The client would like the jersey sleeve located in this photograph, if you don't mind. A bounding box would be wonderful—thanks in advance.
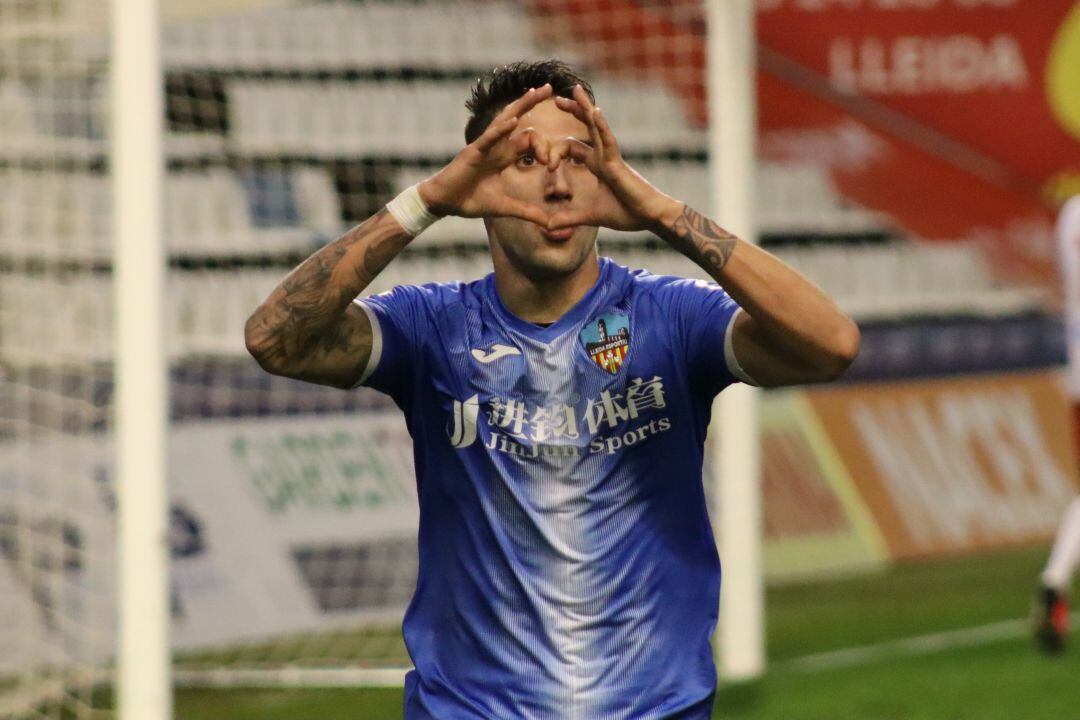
[351,284,433,401]
[660,277,758,396]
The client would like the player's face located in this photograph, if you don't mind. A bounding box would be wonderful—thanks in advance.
[485,98,600,281]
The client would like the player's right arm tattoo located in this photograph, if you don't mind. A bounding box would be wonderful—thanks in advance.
[245,208,412,386]
[658,204,739,275]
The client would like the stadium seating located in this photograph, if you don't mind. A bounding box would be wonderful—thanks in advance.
[162,1,552,71]
[0,0,1055,377]
[0,168,341,260]
[0,78,105,160]
[225,78,702,157]
[0,241,1046,368]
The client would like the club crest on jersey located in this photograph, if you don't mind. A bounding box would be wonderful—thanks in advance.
[580,312,630,375]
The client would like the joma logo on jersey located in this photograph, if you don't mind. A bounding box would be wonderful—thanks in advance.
[580,313,630,374]
[470,344,521,364]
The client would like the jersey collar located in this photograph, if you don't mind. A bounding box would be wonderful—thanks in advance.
[484,257,614,343]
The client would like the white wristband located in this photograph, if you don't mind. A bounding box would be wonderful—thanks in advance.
[386,184,440,237]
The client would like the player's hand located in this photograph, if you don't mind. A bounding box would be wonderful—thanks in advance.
[418,84,556,227]
[548,85,681,233]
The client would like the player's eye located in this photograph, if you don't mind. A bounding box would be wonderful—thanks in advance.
[569,155,586,167]
[517,153,536,167]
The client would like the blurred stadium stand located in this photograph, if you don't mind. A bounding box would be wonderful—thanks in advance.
[0,0,1063,437]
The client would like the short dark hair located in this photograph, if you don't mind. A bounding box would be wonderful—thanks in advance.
[464,60,595,144]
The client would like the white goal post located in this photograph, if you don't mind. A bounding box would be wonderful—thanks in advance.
[707,0,766,683]
[112,0,171,718]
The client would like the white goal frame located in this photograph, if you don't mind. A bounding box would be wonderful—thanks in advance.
[707,0,765,683]
[112,0,171,719]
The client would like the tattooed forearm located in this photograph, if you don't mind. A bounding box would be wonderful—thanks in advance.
[661,204,739,273]
[356,212,409,286]
[245,208,411,382]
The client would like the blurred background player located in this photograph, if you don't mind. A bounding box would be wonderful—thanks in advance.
[245,61,859,718]
[1035,194,1080,654]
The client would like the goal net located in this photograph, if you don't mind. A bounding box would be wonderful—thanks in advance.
[0,0,957,716]
[0,0,117,716]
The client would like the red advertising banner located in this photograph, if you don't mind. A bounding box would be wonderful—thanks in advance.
[758,0,1080,198]
[805,371,1079,559]
[756,0,1080,288]
[527,0,1080,287]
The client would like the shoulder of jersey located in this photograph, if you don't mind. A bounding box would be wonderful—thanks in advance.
[626,266,718,294]
[623,264,675,291]
[402,278,485,313]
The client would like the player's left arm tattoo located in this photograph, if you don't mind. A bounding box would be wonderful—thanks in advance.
[657,202,860,385]
[658,204,739,274]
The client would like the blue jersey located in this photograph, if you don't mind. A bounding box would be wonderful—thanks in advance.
[355,257,753,720]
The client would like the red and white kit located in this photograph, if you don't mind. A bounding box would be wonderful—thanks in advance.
[1043,196,1080,594]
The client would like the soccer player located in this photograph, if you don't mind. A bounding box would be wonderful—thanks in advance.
[1035,195,1080,655]
[245,61,860,719]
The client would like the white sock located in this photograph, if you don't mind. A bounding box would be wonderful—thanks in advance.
[1043,496,1080,592]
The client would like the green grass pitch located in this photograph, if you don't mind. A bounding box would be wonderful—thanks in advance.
[172,546,1079,720]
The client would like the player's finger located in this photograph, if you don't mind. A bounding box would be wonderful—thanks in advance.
[593,108,620,156]
[568,86,604,152]
[547,135,583,171]
[553,96,589,124]
[496,197,551,227]
[553,98,600,159]
[473,115,518,154]
[557,87,599,134]
[497,83,553,124]
[548,207,592,230]
[572,83,594,112]
[547,141,567,172]
[589,115,605,156]
[564,139,595,169]
[508,128,549,166]
[534,135,552,167]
